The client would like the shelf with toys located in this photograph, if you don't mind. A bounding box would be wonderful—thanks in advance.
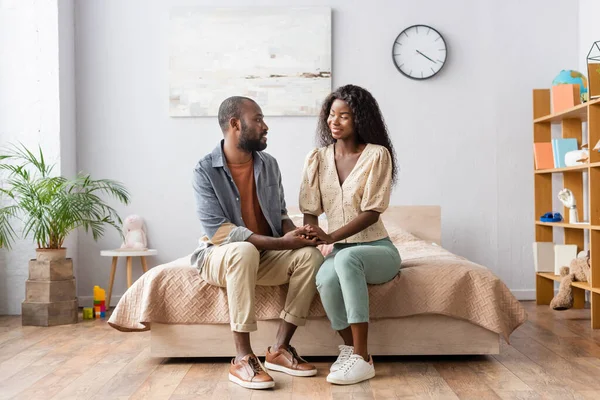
[532,68,600,329]
[537,272,600,295]
[533,97,600,124]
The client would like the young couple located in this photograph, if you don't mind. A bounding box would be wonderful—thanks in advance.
[191,84,401,390]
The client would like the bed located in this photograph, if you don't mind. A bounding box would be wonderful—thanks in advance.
[108,206,526,357]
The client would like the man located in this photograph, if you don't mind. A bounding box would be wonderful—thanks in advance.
[191,96,324,390]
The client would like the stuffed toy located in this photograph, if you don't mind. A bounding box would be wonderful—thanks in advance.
[550,250,591,310]
[120,214,148,250]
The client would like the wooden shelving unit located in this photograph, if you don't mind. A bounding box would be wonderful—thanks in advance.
[534,162,600,174]
[533,90,600,328]
[537,272,600,294]
[535,221,592,229]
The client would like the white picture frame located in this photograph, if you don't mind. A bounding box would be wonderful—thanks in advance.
[169,7,332,117]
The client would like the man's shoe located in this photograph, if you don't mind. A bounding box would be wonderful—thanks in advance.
[228,354,275,390]
[326,354,375,385]
[264,345,318,377]
[330,345,354,372]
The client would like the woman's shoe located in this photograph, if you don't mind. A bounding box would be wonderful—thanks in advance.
[330,345,354,372]
[326,354,375,385]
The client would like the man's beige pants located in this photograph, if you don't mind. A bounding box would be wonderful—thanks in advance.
[200,242,324,332]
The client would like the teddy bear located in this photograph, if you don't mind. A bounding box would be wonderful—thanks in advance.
[550,250,591,310]
[120,214,148,250]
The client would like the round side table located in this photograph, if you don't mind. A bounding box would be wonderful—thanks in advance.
[100,249,157,308]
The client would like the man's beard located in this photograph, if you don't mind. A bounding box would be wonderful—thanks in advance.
[238,121,267,152]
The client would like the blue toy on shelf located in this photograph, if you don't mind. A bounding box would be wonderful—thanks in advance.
[540,212,563,222]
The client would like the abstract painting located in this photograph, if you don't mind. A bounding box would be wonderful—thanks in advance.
[169,7,331,117]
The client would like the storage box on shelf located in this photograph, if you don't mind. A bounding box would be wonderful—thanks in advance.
[533,90,600,329]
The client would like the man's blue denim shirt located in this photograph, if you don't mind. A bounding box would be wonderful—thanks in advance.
[190,140,290,269]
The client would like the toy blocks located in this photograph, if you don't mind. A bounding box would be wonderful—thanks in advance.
[83,307,94,319]
[82,285,108,320]
[94,285,107,318]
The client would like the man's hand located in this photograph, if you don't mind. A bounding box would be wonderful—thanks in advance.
[280,226,322,250]
[248,225,323,251]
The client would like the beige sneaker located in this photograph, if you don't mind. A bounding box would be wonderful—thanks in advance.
[264,345,317,377]
[228,354,275,390]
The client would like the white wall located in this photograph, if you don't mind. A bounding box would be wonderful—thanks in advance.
[579,0,600,74]
[59,0,77,181]
[57,0,78,294]
[72,0,580,304]
[0,0,67,314]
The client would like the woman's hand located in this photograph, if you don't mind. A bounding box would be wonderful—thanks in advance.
[280,227,320,250]
[305,224,334,245]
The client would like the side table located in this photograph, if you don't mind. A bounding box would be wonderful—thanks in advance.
[100,249,158,308]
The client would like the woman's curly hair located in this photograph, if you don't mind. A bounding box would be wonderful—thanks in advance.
[316,84,398,185]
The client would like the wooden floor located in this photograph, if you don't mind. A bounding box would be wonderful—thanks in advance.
[2,301,600,399]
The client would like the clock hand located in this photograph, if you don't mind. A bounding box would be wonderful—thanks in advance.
[416,50,436,63]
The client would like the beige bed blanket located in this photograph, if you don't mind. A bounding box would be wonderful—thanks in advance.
[108,229,526,342]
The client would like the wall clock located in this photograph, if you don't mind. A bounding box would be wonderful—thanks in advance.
[392,25,447,80]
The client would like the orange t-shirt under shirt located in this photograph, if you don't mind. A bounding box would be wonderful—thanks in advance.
[227,158,272,237]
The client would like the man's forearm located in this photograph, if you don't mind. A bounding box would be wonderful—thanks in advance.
[247,234,285,251]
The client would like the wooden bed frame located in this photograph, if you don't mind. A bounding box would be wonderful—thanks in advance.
[150,206,500,357]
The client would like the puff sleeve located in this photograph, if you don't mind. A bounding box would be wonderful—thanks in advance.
[360,147,393,213]
[299,148,324,216]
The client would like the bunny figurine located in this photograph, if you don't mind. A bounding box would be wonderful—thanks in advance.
[120,214,148,250]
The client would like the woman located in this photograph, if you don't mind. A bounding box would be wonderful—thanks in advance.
[299,84,401,385]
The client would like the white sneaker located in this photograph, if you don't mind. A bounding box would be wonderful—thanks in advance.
[330,345,354,372]
[326,354,375,385]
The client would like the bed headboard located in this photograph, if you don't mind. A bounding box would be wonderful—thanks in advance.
[287,205,442,245]
[381,206,441,245]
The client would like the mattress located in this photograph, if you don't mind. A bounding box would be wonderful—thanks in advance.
[108,225,526,342]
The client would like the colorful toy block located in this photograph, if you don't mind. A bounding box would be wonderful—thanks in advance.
[93,285,107,319]
[83,307,94,320]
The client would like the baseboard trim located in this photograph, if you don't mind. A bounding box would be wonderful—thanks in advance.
[511,289,568,301]
[78,295,122,308]
[510,289,536,301]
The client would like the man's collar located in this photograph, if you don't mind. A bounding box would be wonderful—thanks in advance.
[211,140,225,167]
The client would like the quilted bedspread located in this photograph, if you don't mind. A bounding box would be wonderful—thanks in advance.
[108,226,527,342]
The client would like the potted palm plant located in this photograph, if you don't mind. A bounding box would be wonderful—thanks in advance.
[0,143,130,326]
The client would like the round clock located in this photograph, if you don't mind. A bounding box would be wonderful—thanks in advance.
[392,25,448,80]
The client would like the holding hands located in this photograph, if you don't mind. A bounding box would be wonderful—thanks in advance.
[280,224,335,255]
[286,224,335,257]
[300,224,335,257]
[301,224,334,245]
[281,226,322,249]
